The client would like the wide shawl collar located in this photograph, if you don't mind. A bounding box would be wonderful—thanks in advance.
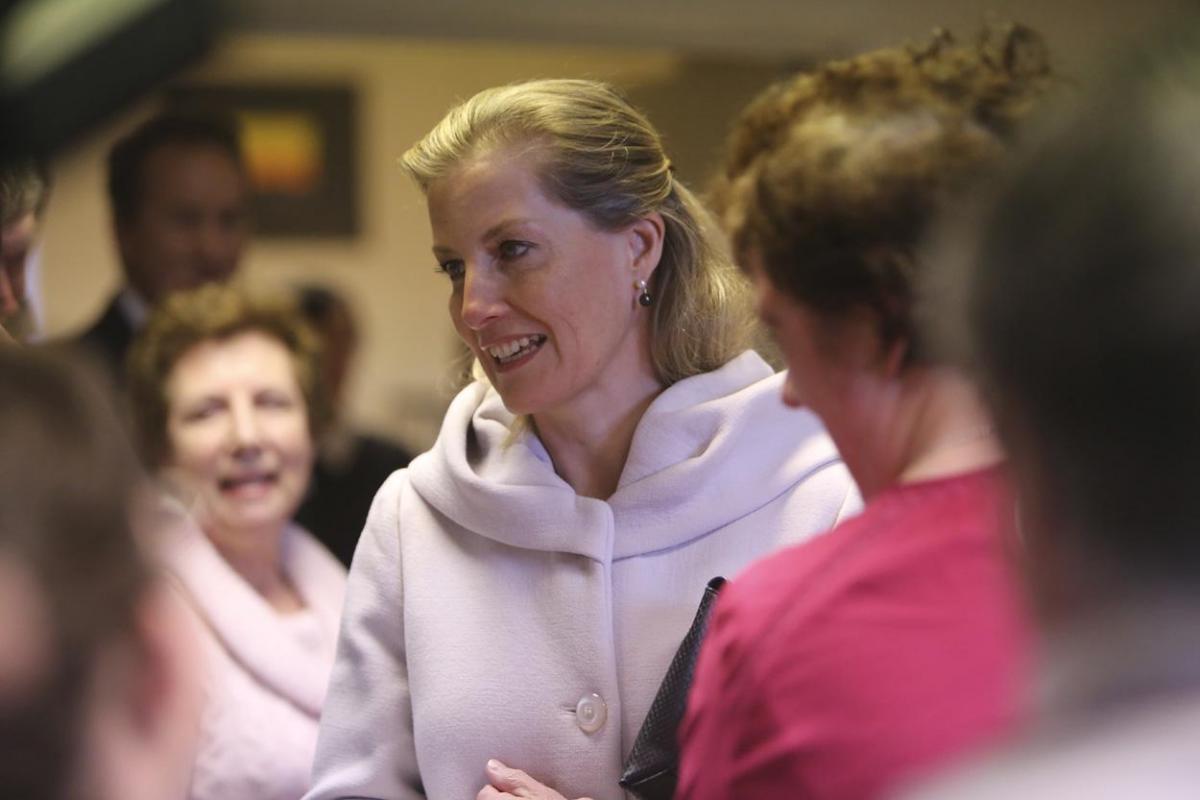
[407,351,842,561]
[161,513,346,717]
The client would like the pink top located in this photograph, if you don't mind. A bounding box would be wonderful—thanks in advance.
[678,468,1029,800]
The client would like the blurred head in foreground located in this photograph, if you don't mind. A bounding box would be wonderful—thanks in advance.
[961,28,1200,624]
[0,348,201,800]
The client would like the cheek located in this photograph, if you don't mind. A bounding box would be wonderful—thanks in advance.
[278,416,315,467]
[166,427,217,473]
[447,292,471,342]
[559,267,632,356]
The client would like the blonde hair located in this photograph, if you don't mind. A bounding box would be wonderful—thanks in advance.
[401,78,755,386]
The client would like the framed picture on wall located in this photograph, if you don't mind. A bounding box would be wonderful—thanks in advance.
[166,83,359,238]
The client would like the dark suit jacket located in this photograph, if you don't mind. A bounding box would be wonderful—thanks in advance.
[75,293,137,389]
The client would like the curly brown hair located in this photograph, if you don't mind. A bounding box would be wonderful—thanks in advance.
[715,24,1051,363]
[127,284,325,467]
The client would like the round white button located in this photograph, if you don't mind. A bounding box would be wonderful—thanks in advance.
[575,693,607,733]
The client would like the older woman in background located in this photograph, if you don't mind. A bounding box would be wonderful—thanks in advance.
[129,284,346,800]
[678,27,1050,800]
[306,79,858,800]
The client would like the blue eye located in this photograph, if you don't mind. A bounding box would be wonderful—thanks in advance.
[436,260,465,281]
[498,240,532,259]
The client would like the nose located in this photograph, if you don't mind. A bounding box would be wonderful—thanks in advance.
[228,398,263,457]
[458,266,506,331]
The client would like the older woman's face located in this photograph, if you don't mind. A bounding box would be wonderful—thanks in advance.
[164,330,313,539]
[426,148,659,417]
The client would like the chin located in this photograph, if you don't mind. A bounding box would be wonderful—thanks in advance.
[495,383,562,418]
[224,505,293,535]
[497,394,536,417]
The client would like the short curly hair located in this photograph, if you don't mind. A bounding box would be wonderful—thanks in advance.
[127,284,324,467]
[715,24,1051,364]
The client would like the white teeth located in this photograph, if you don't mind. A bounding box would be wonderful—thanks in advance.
[484,336,543,363]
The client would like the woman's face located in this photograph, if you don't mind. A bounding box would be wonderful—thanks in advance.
[743,249,879,435]
[163,330,313,540]
[426,148,661,418]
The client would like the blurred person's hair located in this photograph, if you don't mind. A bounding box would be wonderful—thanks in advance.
[964,23,1200,596]
[400,78,756,386]
[0,348,151,799]
[715,24,1051,365]
[297,284,351,330]
[1,157,49,225]
[107,111,243,226]
[127,283,325,468]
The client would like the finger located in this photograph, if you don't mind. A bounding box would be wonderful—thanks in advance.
[488,759,559,797]
[476,786,515,800]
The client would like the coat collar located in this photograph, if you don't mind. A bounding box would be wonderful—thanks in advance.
[408,351,842,562]
[160,510,346,716]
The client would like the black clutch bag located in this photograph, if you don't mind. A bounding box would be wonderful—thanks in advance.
[619,576,727,800]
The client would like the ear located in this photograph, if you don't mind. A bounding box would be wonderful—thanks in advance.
[881,335,909,381]
[626,212,665,281]
[836,306,901,376]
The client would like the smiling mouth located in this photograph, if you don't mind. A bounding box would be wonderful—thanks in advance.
[484,335,547,366]
[218,473,279,494]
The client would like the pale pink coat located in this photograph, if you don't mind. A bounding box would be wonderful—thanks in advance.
[306,351,861,800]
[162,515,347,800]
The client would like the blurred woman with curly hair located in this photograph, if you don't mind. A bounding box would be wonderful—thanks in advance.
[678,25,1051,800]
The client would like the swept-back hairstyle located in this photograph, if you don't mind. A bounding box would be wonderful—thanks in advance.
[716,25,1050,364]
[401,78,755,386]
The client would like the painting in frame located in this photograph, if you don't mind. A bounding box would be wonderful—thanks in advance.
[167,83,359,238]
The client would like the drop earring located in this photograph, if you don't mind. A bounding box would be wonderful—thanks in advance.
[635,278,653,307]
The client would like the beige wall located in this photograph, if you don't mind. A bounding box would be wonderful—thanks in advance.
[37,34,783,451]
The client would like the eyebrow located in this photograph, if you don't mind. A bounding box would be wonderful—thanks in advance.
[431,217,538,257]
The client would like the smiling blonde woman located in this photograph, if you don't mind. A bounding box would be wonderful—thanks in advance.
[304,79,860,800]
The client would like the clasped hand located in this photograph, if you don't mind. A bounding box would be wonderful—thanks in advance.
[476,759,594,800]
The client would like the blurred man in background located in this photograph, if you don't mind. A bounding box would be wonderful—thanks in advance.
[76,111,249,382]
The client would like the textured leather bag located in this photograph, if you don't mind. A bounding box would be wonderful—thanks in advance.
[619,576,727,800]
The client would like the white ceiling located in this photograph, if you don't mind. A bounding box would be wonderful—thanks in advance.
[228,0,1191,68]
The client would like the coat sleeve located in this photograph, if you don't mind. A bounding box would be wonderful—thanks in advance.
[304,472,425,799]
